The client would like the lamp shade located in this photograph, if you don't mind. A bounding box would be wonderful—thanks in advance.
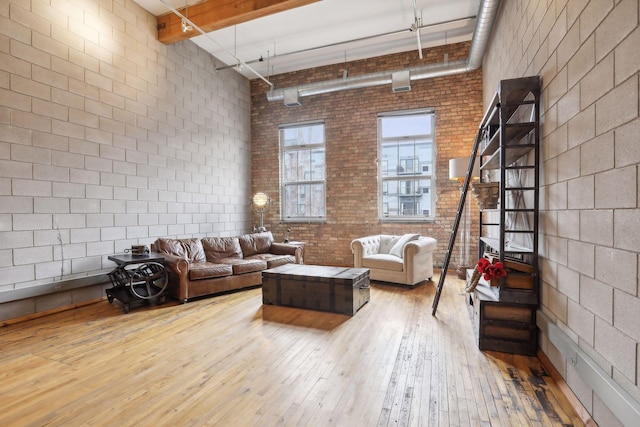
[252,192,270,211]
[449,157,480,181]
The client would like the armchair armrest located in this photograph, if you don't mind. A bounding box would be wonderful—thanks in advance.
[403,237,437,283]
[162,253,188,274]
[270,242,298,256]
[159,253,189,302]
[403,237,437,258]
[270,242,303,264]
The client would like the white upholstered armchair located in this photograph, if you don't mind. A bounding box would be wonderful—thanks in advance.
[350,234,437,286]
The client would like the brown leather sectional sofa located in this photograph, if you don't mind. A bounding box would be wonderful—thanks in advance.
[152,231,301,302]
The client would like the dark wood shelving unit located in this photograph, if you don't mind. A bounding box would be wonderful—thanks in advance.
[468,76,541,356]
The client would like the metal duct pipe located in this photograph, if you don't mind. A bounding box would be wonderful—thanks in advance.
[466,0,500,70]
[267,0,500,104]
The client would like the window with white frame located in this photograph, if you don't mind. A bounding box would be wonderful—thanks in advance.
[280,122,326,221]
[378,110,435,221]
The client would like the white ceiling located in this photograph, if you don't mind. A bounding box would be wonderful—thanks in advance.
[133,0,481,80]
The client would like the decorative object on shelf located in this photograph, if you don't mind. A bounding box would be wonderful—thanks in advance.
[470,181,499,210]
[465,267,482,293]
[465,257,507,292]
[449,156,480,279]
[251,192,271,232]
[125,245,150,256]
[480,259,507,282]
[283,228,291,243]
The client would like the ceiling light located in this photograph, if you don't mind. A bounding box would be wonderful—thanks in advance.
[181,1,192,32]
[181,18,192,33]
[158,0,273,88]
[411,0,423,59]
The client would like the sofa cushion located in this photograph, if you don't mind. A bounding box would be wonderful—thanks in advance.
[362,254,404,272]
[218,258,267,274]
[389,233,420,258]
[246,253,296,269]
[201,237,242,261]
[155,238,206,263]
[238,231,274,257]
[188,262,233,280]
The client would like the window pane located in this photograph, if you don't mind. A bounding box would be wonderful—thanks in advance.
[283,151,298,181]
[311,148,325,180]
[378,111,435,220]
[381,178,432,218]
[283,184,299,217]
[381,144,399,177]
[283,123,324,147]
[281,123,326,220]
[309,183,325,216]
[381,114,431,138]
[297,149,311,180]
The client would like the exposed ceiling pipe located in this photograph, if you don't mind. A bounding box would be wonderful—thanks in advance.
[267,0,500,104]
[215,15,476,72]
[466,0,500,70]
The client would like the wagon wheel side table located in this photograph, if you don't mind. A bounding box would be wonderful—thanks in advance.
[107,252,168,313]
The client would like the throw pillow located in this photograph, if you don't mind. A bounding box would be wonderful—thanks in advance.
[378,235,398,254]
[388,233,420,258]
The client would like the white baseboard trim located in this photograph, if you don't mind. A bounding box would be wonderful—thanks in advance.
[537,310,640,426]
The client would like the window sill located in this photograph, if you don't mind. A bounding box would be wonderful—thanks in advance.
[379,217,435,223]
[281,218,326,224]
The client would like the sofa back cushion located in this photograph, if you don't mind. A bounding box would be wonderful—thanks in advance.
[154,238,206,263]
[201,237,242,261]
[238,231,274,257]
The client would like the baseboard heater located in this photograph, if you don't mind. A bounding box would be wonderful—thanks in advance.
[537,311,640,426]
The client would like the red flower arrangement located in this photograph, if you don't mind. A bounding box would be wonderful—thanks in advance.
[465,257,508,292]
[476,257,507,282]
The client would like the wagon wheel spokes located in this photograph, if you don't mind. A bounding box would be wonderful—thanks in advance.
[129,262,168,300]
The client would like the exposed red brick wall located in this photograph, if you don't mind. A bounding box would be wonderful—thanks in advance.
[251,42,482,269]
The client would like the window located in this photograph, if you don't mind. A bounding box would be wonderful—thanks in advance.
[378,110,435,221]
[280,122,326,221]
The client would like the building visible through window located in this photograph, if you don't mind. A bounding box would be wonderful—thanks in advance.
[280,122,326,221]
[378,110,435,220]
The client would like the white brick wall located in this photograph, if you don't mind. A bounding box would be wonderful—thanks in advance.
[484,0,640,423]
[0,0,251,292]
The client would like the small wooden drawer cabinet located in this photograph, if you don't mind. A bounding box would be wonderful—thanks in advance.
[469,282,538,356]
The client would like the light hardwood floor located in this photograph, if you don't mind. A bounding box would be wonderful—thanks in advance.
[0,271,584,426]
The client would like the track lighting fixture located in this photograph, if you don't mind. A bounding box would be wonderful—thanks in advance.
[181,1,192,32]
[181,19,192,32]
[411,0,423,59]
[158,0,273,89]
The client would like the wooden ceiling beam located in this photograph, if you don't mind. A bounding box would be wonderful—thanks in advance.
[157,0,321,45]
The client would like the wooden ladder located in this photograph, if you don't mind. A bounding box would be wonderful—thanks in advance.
[431,132,482,315]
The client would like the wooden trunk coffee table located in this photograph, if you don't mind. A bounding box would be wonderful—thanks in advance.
[262,264,370,316]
